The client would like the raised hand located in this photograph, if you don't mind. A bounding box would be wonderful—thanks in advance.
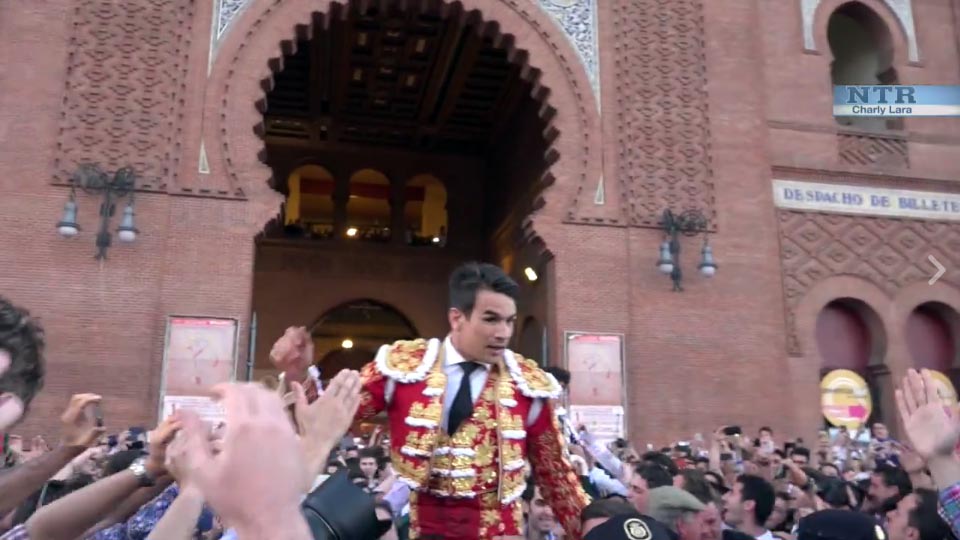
[146,414,182,477]
[291,369,361,481]
[895,369,960,460]
[269,327,313,379]
[177,383,310,538]
[60,393,106,448]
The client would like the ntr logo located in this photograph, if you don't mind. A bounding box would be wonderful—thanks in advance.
[844,86,917,104]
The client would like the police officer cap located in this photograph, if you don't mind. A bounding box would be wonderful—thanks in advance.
[583,514,678,540]
[798,509,887,540]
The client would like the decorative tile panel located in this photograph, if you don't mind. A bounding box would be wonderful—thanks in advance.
[537,0,599,99]
[53,0,195,191]
[778,211,960,355]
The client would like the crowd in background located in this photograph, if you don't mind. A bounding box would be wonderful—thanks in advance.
[3,294,960,540]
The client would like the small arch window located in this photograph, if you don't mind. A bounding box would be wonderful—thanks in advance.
[284,165,335,239]
[346,169,392,242]
[828,2,902,130]
[404,174,448,247]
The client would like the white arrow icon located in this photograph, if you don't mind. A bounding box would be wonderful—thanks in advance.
[929,255,946,285]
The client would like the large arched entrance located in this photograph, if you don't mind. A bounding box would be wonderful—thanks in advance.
[242,0,591,376]
[311,299,418,376]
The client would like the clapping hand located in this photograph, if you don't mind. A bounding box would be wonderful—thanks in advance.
[146,414,182,477]
[895,369,960,461]
[291,369,362,486]
[177,383,311,539]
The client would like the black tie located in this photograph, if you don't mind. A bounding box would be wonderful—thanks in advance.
[448,362,481,435]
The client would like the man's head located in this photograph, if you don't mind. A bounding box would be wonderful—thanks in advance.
[722,474,775,530]
[642,451,681,477]
[358,447,379,479]
[646,486,707,540]
[678,469,716,505]
[765,492,791,531]
[544,366,571,391]
[628,463,675,513]
[447,262,519,364]
[820,462,840,478]
[790,446,811,467]
[522,483,558,535]
[0,298,46,430]
[866,464,912,512]
[797,509,888,540]
[758,427,773,442]
[872,422,889,440]
[886,488,953,540]
[580,498,641,537]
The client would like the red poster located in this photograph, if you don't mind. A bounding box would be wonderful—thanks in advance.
[565,333,625,407]
[160,317,238,421]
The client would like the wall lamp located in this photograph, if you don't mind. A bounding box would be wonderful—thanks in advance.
[56,164,139,260]
[656,209,717,292]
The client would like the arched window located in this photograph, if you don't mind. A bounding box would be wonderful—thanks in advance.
[828,2,901,130]
[907,302,959,393]
[346,169,392,242]
[404,174,448,246]
[285,165,335,239]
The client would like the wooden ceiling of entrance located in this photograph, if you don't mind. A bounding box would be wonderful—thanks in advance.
[262,1,530,155]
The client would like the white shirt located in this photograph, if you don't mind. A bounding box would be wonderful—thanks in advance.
[755,530,777,540]
[384,337,545,429]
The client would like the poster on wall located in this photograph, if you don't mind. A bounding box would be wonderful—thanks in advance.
[820,369,872,430]
[564,332,625,408]
[159,317,238,424]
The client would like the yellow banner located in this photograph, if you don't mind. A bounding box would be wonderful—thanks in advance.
[821,369,872,430]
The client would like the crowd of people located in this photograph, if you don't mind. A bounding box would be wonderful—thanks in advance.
[2,260,960,540]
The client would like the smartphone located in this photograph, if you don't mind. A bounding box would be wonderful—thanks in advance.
[86,402,104,428]
[723,425,742,437]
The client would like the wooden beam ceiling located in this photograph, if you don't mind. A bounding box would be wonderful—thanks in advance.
[263,0,528,155]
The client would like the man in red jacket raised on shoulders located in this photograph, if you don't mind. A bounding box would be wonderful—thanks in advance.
[269,262,591,540]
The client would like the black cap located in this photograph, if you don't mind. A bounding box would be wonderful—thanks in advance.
[584,514,678,540]
[798,509,887,540]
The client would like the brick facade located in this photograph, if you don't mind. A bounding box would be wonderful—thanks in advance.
[2,0,959,449]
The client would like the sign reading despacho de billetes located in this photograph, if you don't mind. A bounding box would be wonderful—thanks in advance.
[773,179,960,222]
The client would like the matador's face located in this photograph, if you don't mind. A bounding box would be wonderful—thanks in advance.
[449,289,516,364]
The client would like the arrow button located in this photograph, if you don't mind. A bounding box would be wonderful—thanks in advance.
[929,255,946,285]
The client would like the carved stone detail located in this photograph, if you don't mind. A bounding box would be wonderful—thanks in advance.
[837,132,909,169]
[801,0,919,63]
[611,0,715,227]
[53,0,195,191]
[217,0,251,40]
[537,0,599,98]
[779,210,960,355]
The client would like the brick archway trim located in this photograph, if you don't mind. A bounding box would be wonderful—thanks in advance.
[793,274,892,368]
[809,0,911,65]
[202,0,603,243]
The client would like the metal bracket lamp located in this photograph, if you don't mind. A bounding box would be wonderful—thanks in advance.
[56,164,139,260]
[655,208,717,292]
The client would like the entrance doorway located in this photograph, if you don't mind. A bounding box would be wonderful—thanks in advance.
[251,0,555,378]
[311,299,417,376]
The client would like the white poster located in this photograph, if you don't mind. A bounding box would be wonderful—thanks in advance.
[569,405,625,446]
[162,395,226,426]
